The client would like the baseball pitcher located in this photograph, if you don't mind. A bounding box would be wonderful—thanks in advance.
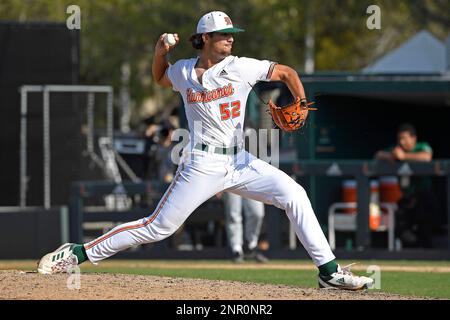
[38,11,373,290]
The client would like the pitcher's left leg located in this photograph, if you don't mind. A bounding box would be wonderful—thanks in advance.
[231,157,375,289]
[228,157,335,267]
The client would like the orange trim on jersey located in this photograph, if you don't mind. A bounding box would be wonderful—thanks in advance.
[84,170,182,250]
[266,62,278,80]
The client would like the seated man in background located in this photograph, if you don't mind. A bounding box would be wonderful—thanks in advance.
[374,123,432,163]
[375,123,437,248]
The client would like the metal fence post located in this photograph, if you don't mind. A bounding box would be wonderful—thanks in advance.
[355,174,370,249]
[43,87,51,209]
[69,183,84,243]
[19,87,27,207]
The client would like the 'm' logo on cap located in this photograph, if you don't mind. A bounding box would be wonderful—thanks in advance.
[224,17,232,25]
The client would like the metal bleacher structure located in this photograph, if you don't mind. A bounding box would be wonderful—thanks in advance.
[18,84,153,232]
[19,85,114,209]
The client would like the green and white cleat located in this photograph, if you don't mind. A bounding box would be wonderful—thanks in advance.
[37,243,78,274]
[318,263,374,291]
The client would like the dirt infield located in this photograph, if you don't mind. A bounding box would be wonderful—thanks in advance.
[0,270,422,300]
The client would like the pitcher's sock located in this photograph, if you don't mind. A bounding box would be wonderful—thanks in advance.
[318,260,338,277]
[72,244,88,264]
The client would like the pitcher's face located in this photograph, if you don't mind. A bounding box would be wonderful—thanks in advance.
[204,32,234,58]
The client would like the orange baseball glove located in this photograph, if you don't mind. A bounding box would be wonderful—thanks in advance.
[268,97,316,132]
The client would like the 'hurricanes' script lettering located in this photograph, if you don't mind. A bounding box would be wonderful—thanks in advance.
[187,83,234,103]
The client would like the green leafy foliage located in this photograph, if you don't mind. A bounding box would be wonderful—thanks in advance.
[1,0,448,122]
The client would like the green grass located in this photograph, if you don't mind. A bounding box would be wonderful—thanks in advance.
[378,272,450,298]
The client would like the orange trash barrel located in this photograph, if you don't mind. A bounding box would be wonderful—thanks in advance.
[379,176,402,203]
[342,180,357,214]
[369,180,381,230]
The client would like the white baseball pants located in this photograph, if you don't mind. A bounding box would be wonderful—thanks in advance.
[223,192,265,254]
[84,147,336,266]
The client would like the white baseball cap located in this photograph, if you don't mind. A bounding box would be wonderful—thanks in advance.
[189,11,244,40]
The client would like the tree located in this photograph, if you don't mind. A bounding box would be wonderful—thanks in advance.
[1,0,448,126]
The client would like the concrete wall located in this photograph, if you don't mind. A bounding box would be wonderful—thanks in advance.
[0,207,69,259]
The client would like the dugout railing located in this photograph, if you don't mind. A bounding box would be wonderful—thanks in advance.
[67,160,450,252]
[278,159,450,250]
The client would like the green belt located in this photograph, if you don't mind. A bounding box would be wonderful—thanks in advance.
[194,143,241,155]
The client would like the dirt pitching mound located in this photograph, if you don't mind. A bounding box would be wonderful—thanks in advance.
[0,270,422,300]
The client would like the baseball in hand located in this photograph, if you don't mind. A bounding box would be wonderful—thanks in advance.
[164,33,176,46]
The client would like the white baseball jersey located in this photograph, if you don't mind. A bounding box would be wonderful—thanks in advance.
[167,56,277,147]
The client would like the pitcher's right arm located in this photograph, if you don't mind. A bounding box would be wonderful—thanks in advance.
[152,33,179,87]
